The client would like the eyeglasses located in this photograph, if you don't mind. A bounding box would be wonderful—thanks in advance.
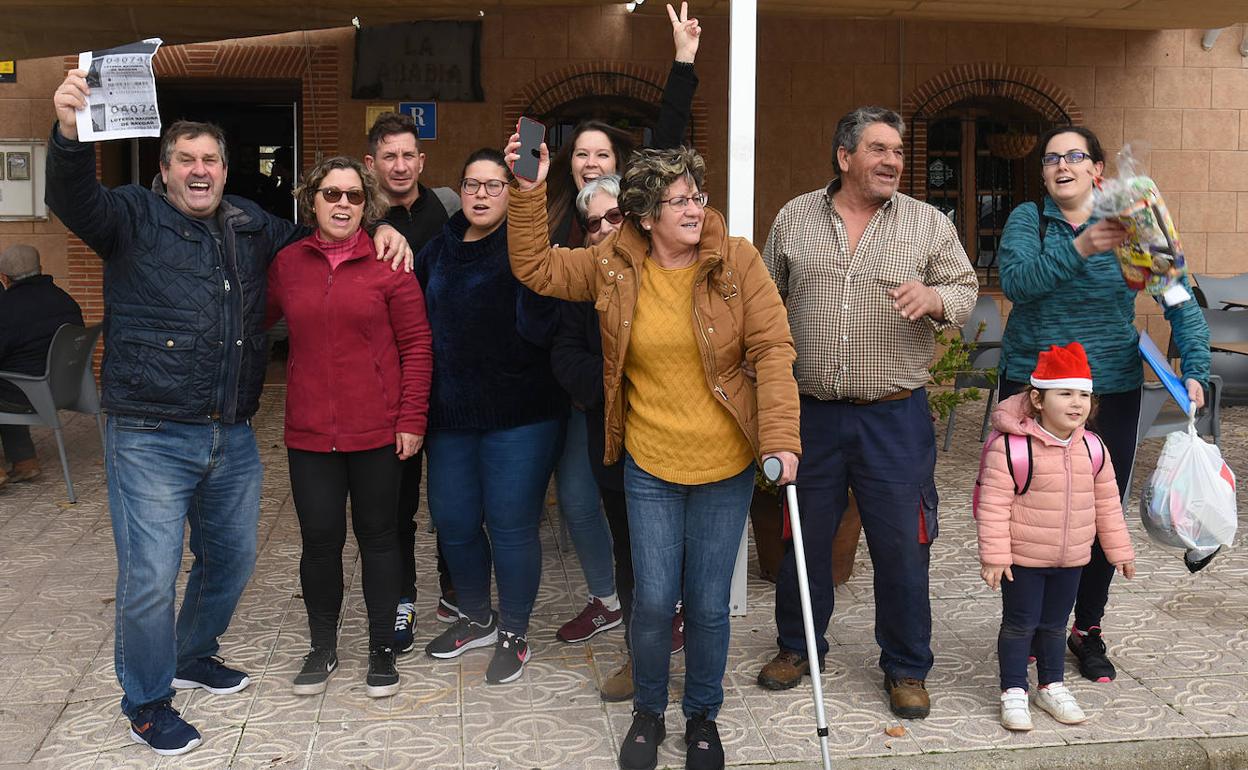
[658,192,709,210]
[461,178,507,196]
[1041,151,1093,166]
[586,207,624,233]
[317,187,366,205]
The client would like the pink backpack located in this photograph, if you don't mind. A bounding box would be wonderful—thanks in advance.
[972,430,1106,519]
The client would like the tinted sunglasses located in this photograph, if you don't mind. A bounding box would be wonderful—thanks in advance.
[586,207,624,233]
[317,187,366,205]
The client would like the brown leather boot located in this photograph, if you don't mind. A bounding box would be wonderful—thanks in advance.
[8,459,41,483]
[884,675,930,719]
[599,655,634,702]
[757,649,811,691]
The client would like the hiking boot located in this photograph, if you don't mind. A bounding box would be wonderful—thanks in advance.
[757,649,810,690]
[556,597,622,643]
[485,630,531,684]
[365,644,400,698]
[1000,687,1033,731]
[619,710,665,770]
[394,599,416,654]
[128,701,201,756]
[1034,682,1087,724]
[671,603,685,655]
[171,656,251,695]
[684,712,724,770]
[884,675,930,719]
[292,647,337,695]
[8,459,41,483]
[1068,626,1116,683]
[425,613,498,659]
[599,655,634,702]
[435,595,460,624]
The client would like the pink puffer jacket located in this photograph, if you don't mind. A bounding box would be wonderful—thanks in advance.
[976,393,1135,568]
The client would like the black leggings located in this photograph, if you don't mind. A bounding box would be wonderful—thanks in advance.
[396,450,455,601]
[999,381,1141,631]
[289,445,402,649]
[601,487,633,645]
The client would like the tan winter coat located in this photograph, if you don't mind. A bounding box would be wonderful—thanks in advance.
[977,393,1135,568]
[507,182,801,466]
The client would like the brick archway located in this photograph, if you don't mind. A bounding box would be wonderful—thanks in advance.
[901,64,1083,198]
[501,61,709,151]
[66,42,339,326]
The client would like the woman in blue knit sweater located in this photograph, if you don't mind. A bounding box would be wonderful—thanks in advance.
[415,148,565,684]
[997,125,1210,684]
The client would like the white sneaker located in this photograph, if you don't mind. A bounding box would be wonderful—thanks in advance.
[1000,687,1033,731]
[1034,682,1088,724]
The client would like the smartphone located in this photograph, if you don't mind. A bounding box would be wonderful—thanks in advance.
[514,117,545,182]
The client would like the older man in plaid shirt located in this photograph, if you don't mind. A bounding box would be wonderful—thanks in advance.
[757,106,977,719]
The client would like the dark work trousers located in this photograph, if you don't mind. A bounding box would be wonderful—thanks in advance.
[998,565,1082,690]
[395,449,456,602]
[601,487,633,648]
[999,381,1142,631]
[0,397,36,464]
[289,445,402,649]
[775,390,939,680]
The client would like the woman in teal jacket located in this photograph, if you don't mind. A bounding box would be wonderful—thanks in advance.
[997,125,1210,686]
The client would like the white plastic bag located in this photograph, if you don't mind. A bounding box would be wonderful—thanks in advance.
[1140,419,1237,554]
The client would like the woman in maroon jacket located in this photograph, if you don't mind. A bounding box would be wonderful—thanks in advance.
[266,156,432,699]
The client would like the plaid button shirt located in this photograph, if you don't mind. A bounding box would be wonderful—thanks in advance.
[762,180,978,402]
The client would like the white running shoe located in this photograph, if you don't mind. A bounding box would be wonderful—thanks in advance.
[1000,687,1033,731]
[1034,682,1088,724]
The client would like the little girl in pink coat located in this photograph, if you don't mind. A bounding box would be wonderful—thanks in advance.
[976,342,1136,731]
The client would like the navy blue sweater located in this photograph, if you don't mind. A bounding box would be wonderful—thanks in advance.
[415,212,566,431]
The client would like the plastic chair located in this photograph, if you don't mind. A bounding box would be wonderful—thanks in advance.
[1201,307,1248,405]
[0,324,105,503]
[943,295,1003,451]
[1122,375,1222,508]
[1192,273,1248,310]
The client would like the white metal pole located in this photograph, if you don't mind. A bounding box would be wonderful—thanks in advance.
[727,0,758,618]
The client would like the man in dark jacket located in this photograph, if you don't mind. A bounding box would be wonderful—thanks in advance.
[48,69,411,757]
[0,244,83,488]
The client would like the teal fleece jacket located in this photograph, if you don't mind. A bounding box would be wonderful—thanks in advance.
[998,196,1209,394]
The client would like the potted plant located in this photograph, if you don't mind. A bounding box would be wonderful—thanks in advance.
[750,323,996,585]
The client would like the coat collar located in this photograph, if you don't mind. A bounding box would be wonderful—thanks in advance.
[609,205,728,276]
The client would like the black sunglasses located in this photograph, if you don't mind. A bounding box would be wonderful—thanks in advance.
[587,207,624,233]
[1041,151,1093,166]
[317,187,366,205]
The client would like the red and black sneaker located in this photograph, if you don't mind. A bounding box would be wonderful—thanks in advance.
[425,612,497,659]
[556,597,623,643]
[1068,626,1116,683]
[485,630,531,684]
[671,603,685,655]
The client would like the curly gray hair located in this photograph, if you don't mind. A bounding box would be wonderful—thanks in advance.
[618,147,706,231]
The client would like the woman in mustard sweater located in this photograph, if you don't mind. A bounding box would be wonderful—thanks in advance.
[505,138,800,770]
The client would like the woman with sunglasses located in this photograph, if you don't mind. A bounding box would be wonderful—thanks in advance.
[266,156,433,698]
[506,140,800,770]
[416,148,566,685]
[998,126,1210,683]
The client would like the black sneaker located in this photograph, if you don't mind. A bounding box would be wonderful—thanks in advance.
[684,713,725,770]
[366,644,400,698]
[619,709,665,770]
[171,655,251,695]
[128,701,201,756]
[292,647,338,695]
[395,599,416,654]
[485,630,531,684]
[1185,546,1223,573]
[425,612,498,659]
[1068,626,1116,683]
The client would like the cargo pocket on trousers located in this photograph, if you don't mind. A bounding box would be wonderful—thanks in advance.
[918,481,939,544]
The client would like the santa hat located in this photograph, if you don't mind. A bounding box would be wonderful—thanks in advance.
[1030,342,1093,392]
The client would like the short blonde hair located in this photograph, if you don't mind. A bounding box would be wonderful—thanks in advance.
[294,156,388,226]
[619,146,706,230]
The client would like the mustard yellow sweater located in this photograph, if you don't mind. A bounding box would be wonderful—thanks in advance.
[623,260,754,485]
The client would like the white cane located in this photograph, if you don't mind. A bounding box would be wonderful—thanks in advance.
[762,456,832,770]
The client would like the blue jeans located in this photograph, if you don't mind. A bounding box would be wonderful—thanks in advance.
[624,455,753,720]
[999,565,1082,691]
[425,419,561,635]
[556,410,616,598]
[106,415,261,719]
[775,391,937,680]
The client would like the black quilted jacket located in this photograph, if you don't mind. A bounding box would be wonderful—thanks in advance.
[45,126,303,423]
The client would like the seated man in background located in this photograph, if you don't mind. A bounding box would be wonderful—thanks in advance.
[0,244,84,488]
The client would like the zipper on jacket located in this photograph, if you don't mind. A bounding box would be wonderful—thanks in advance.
[691,275,745,434]
[1060,445,1072,561]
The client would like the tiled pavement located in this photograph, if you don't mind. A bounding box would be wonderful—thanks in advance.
[1,389,1247,769]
